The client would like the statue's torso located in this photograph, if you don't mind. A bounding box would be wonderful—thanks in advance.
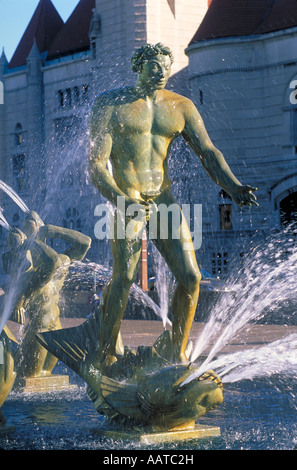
[109,88,186,199]
[26,254,70,329]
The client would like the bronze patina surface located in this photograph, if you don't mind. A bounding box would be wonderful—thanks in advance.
[0,325,18,432]
[88,43,257,366]
[37,43,258,435]
[2,211,91,380]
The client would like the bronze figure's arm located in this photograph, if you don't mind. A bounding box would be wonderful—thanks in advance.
[37,225,91,262]
[89,97,124,204]
[182,98,258,207]
[22,239,61,293]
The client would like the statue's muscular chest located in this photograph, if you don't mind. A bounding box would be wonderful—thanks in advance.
[112,97,184,139]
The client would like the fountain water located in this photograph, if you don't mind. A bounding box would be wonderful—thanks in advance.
[0,181,31,334]
[62,259,172,325]
[0,40,296,448]
[130,283,172,326]
[182,228,297,388]
[0,181,29,214]
[2,173,297,448]
[2,229,297,449]
[151,246,172,328]
[214,332,297,384]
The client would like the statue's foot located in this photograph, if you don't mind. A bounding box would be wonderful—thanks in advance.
[39,370,53,377]
[172,353,188,365]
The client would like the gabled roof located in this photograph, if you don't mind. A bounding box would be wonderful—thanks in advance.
[190,0,297,44]
[46,0,95,60]
[9,0,64,69]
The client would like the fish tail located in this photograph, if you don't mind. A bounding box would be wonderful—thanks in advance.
[36,310,102,376]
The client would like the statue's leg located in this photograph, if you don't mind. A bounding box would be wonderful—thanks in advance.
[0,326,16,408]
[41,314,62,375]
[41,353,58,375]
[16,329,48,377]
[100,215,143,365]
[16,307,62,377]
[151,191,201,363]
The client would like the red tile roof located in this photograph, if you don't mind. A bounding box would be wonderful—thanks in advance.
[190,0,297,44]
[46,0,95,60]
[9,0,64,69]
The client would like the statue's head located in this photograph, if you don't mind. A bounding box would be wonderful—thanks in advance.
[131,43,174,90]
[4,227,32,274]
[7,228,26,252]
[23,211,44,237]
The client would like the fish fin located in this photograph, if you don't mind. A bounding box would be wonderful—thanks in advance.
[137,391,155,418]
[2,325,19,345]
[87,385,119,419]
[100,376,141,420]
[36,312,102,376]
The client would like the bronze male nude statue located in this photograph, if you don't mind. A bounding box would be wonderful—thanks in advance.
[89,43,257,366]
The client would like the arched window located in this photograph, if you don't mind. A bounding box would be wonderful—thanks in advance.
[270,173,297,226]
[279,191,297,226]
[63,207,81,231]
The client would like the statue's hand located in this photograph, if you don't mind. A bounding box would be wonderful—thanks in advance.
[11,306,26,325]
[124,196,150,220]
[230,185,259,207]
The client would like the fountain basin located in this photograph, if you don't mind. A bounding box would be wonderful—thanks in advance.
[1,319,296,450]
[0,371,296,450]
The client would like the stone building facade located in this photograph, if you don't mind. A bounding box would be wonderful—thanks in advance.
[0,0,208,282]
[186,0,297,277]
[3,0,296,283]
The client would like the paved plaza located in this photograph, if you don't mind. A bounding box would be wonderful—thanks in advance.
[7,318,297,358]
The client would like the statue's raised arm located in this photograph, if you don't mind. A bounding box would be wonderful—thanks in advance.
[37,224,91,262]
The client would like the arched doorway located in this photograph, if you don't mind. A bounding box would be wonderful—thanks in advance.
[279,192,297,226]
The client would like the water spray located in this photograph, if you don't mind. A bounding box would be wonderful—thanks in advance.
[0,180,30,334]
[0,179,30,232]
[0,180,29,214]
[0,210,12,231]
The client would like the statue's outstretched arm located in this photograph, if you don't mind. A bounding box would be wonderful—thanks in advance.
[182,98,258,207]
[37,225,91,262]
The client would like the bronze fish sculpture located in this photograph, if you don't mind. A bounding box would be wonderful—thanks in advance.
[92,365,223,431]
[37,311,223,431]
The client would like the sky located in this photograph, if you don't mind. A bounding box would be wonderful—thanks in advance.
[0,0,80,61]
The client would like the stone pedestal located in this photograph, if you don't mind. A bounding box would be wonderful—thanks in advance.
[95,424,221,445]
[14,374,77,393]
